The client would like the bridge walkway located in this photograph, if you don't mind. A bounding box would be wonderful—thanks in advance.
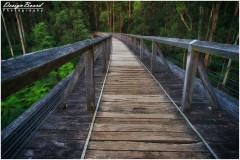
[83,38,213,159]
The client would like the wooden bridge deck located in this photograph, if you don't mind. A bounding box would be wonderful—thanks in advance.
[17,37,238,159]
[84,39,213,158]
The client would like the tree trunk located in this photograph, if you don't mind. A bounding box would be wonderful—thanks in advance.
[106,2,109,27]
[1,11,14,57]
[113,1,115,32]
[198,6,203,40]
[93,1,97,31]
[110,2,112,32]
[11,18,17,44]
[18,12,27,50]
[234,2,239,16]
[119,14,121,33]
[128,1,131,27]
[222,33,239,86]
[204,2,221,68]
[180,13,191,31]
[15,10,26,54]
[205,4,213,40]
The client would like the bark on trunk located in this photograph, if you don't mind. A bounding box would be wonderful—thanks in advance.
[128,1,131,27]
[1,11,14,57]
[18,12,27,50]
[113,1,115,32]
[15,10,26,54]
[204,2,221,68]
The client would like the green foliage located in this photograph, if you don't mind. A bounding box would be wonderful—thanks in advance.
[176,2,187,13]
[32,22,55,51]
[58,62,74,79]
[99,11,110,31]
[50,2,88,45]
[1,60,77,129]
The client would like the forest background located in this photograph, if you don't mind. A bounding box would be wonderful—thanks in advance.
[1,1,239,129]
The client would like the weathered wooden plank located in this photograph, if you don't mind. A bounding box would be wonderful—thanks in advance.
[91,131,199,142]
[99,105,178,114]
[99,101,172,107]
[35,130,88,140]
[101,95,171,103]
[84,50,95,111]
[20,149,82,159]
[93,123,191,132]
[41,123,91,131]
[88,141,207,152]
[95,117,186,124]
[26,138,85,150]
[86,150,213,159]
[96,112,182,119]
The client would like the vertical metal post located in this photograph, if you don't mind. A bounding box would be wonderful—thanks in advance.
[151,41,157,75]
[84,49,95,111]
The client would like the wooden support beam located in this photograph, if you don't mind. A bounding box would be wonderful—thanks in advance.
[181,50,200,111]
[156,45,170,70]
[140,39,144,61]
[106,39,110,61]
[106,39,109,61]
[84,49,95,111]
[198,60,219,110]
[59,55,84,109]
[151,41,157,75]
[127,37,131,48]
[102,41,107,72]
[222,59,232,86]
[133,37,137,52]
[130,37,134,50]
[110,37,112,54]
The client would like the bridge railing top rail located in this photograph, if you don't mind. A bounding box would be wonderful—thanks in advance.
[1,34,112,98]
[122,33,239,60]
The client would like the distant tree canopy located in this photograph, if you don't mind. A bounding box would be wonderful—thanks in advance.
[1,1,238,59]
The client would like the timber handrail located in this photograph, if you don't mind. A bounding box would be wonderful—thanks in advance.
[1,34,112,158]
[1,35,111,98]
[123,34,239,60]
[115,33,239,112]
